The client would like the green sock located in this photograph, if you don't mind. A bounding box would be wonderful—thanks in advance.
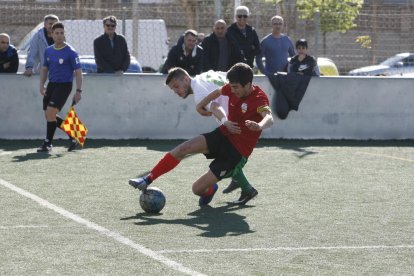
[232,170,252,193]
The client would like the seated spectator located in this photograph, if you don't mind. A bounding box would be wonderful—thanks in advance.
[288,39,320,76]
[161,29,203,76]
[256,15,295,76]
[94,15,130,73]
[201,19,244,72]
[227,6,260,68]
[0,33,18,73]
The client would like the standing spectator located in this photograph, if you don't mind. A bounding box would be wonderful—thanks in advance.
[288,39,320,76]
[93,15,130,73]
[0,33,19,73]
[24,14,59,76]
[161,29,204,76]
[37,22,83,153]
[227,6,260,68]
[201,19,244,72]
[256,15,295,76]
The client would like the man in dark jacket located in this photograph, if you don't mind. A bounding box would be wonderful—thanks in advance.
[201,19,244,72]
[161,29,203,76]
[93,15,130,73]
[227,6,260,68]
[0,33,18,73]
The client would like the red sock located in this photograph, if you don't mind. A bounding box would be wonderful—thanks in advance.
[148,152,180,181]
[202,184,216,197]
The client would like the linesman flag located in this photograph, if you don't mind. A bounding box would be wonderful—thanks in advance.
[60,106,88,146]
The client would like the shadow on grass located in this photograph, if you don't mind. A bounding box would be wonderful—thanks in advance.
[11,152,65,162]
[121,204,255,237]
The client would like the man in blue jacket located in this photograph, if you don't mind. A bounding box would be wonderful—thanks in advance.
[0,33,19,73]
[23,14,59,76]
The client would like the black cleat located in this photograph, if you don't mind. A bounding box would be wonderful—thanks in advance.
[232,187,258,205]
[222,180,240,194]
[68,139,79,152]
[37,141,52,153]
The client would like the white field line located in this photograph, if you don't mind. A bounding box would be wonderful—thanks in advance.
[0,178,205,276]
[156,244,414,254]
[357,151,414,163]
[0,225,48,229]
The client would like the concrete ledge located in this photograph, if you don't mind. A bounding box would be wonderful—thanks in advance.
[1,74,414,139]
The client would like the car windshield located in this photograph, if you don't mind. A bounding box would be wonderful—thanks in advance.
[380,55,407,66]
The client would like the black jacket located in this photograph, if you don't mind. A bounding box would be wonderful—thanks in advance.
[201,32,244,72]
[161,44,204,76]
[227,23,260,68]
[0,45,19,73]
[93,33,130,73]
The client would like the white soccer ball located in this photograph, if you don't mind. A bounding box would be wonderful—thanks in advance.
[139,187,166,213]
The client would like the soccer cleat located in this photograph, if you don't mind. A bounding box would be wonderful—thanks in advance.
[37,141,52,153]
[199,183,219,206]
[68,139,79,152]
[222,180,240,194]
[128,176,151,190]
[232,187,258,205]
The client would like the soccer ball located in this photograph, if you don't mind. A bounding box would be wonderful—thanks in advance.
[139,187,166,213]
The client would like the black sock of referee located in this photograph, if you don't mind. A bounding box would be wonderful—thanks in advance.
[56,115,72,140]
[46,121,57,145]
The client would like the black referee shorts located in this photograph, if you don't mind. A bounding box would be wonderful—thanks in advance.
[43,82,72,111]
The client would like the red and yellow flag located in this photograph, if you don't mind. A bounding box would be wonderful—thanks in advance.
[60,106,88,146]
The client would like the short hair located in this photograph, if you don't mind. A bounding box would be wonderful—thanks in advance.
[235,6,250,16]
[296,38,308,48]
[226,63,253,86]
[165,67,189,85]
[184,29,198,37]
[44,14,59,22]
[0,33,10,41]
[103,15,117,25]
[52,22,64,31]
[271,15,284,23]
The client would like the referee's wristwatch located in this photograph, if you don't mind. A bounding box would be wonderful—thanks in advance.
[76,89,82,93]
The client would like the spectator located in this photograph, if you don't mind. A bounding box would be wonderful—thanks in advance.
[227,6,260,68]
[201,19,244,72]
[93,15,130,73]
[256,15,295,76]
[0,33,19,73]
[24,14,59,76]
[288,39,320,76]
[161,29,203,76]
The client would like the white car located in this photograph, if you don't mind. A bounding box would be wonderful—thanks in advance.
[348,52,414,76]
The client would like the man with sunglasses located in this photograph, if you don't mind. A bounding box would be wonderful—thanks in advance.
[0,33,19,73]
[93,15,130,73]
[227,6,260,68]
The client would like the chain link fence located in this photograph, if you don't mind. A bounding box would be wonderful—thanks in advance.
[2,0,414,74]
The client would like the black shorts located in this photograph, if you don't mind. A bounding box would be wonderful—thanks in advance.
[202,128,247,180]
[43,82,72,111]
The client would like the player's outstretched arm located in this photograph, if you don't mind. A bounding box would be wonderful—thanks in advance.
[196,88,222,116]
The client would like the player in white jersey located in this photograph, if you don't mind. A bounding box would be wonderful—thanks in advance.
[165,67,254,198]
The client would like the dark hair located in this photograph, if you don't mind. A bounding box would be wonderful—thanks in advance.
[296,38,308,48]
[103,15,117,25]
[165,67,188,85]
[226,63,253,86]
[51,22,64,31]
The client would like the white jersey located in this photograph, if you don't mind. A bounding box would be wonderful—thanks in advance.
[191,70,229,114]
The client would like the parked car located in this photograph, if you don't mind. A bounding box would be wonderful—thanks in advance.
[348,52,414,76]
[18,54,142,73]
